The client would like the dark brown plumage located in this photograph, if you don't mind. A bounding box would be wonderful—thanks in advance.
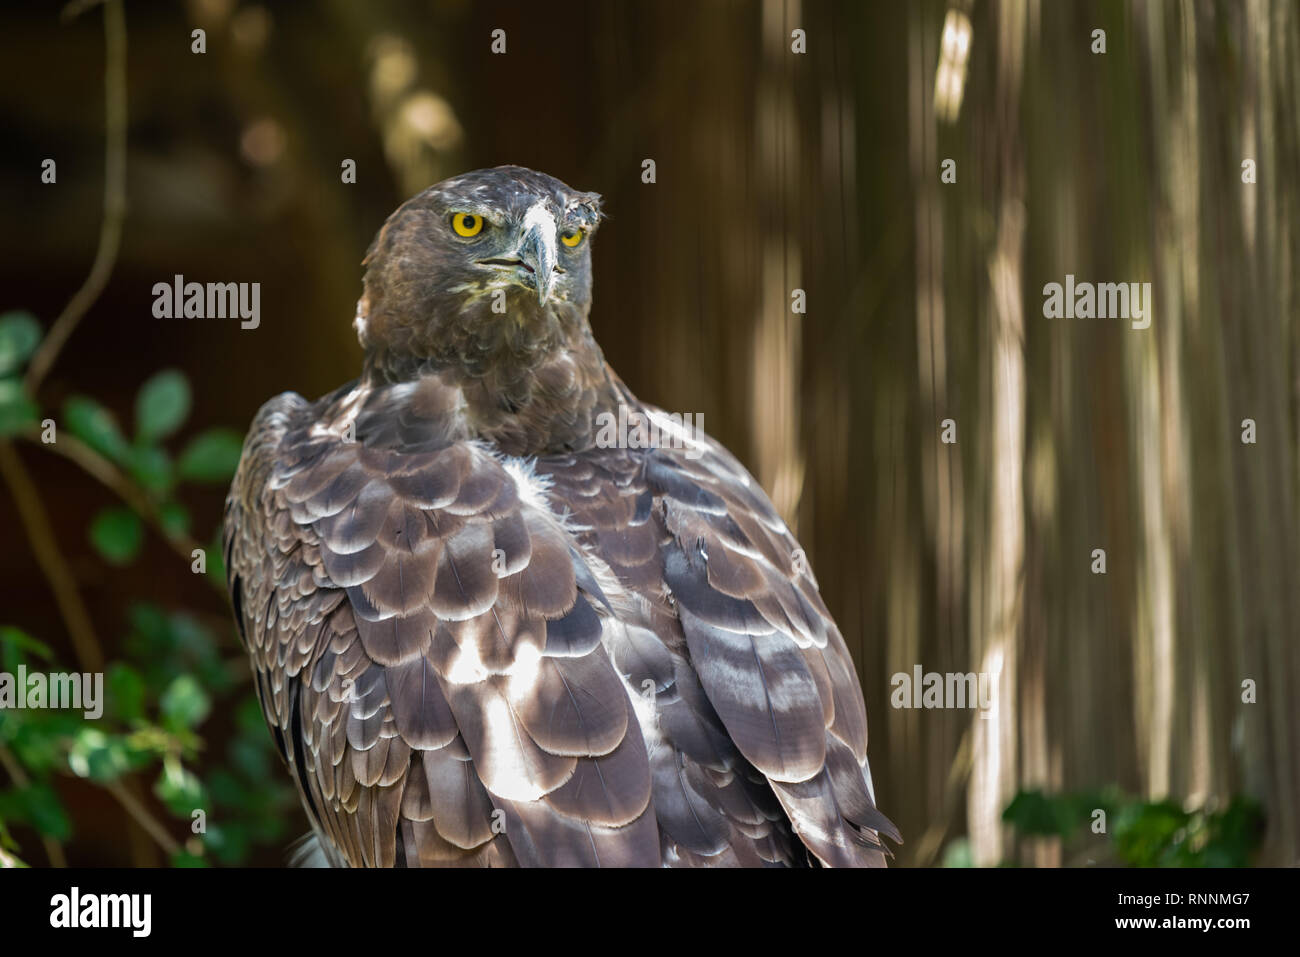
[223,166,898,867]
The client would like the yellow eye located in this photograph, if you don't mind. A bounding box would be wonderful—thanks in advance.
[561,228,584,248]
[451,213,484,237]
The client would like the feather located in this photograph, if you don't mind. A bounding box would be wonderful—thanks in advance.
[420,746,499,848]
[645,453,726,514]
[498,517,577,618]
[649,747,730,855]
[490,511,532,574]
[608,622,675,692]
[662,546,773,636]
[510,652,629,756]
[385,655,458,749]
[430,523,500,620]
[351,606,438,667]
[442,606,544,673]
[677,607,827,784]
[439,675,576,800]
[822,735,901,842]
[543,592,603,656]
[498,798,660,868]
[546,721,652,826]
[358,539,443,616]
[318,538,386,588]
[315,478,392,554]
[387,445,469,507]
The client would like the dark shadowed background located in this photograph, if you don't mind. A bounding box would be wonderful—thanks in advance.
[0,0,1296,867]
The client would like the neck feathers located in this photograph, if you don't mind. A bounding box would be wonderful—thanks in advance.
[355,299,622,457]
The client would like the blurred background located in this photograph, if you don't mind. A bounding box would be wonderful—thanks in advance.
[0,0,1296,867]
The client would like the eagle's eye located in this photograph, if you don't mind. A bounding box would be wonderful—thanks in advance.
[561,228,585,248]
[451,212,484,237]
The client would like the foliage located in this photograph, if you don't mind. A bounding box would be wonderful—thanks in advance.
[0,312,41,437]
[0,320,294,867]
[996,788,1266,867]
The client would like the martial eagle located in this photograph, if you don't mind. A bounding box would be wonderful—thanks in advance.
[223,166,898,867]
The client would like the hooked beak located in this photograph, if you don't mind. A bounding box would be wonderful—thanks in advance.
[518,220,558,306]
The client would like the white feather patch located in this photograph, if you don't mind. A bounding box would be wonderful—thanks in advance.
[521,201,557,239]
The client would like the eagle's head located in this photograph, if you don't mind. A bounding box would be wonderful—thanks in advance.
[356,166,605,385]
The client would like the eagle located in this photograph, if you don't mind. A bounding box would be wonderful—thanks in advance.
[223,166,898,867]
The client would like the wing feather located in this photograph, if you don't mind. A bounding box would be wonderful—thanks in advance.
[225,379,894,868]
[225,384,656,867]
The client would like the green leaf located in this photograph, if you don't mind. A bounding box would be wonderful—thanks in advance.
[205,822,248,865]
[0,312,41,375]
[160,675,211,730]
[205,528,227,586]
[1002,789,1080,838]
[126,444,172,496]
[154,761,206,817]
[176,428,243,483]
[0,781,71,841]
[170,849,209,867]
[0,626,54,664]
[135,369,191,443]
[89,507,144,566]
[25,784,72,841]
[0,817,30,866]
[0,378,38,437]
[64,395,130,463]
[5,711,84,773]
[67,728,132,782]
[105,664,145,722]
[159,502,190,538]
[1113,800,1193,867]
